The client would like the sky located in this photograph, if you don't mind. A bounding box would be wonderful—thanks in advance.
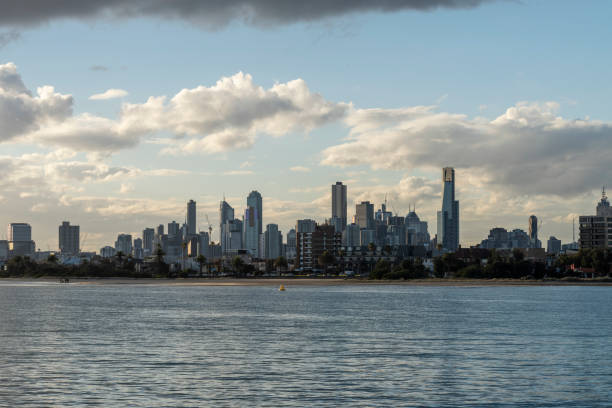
[1,0,611,251]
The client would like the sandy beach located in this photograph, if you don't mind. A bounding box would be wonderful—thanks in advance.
[2,278,611,287]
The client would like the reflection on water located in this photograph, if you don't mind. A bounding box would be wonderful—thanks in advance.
[1,284,611,407]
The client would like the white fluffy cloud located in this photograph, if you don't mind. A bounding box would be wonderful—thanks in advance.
[0,62,73,141]
[322,102,612,196]
[89,88,128,100]
[1,64,347,154]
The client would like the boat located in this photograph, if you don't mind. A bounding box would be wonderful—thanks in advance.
[278,284,286,291]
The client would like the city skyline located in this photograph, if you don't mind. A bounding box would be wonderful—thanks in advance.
[1,1,612,251]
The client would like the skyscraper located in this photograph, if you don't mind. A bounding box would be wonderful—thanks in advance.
[219,200,235,253]
[436,167,459,251]
[528,215,540,248]
[355,201,374,229]
[187,199,196,236]
[59,221,80,254]
[244,190,262,256]
[331,181,347,231]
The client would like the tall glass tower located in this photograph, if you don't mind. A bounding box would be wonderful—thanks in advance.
[331,181,347,231]
[186,200,196,236]
[244,190,262,256]
[436,167,459,251]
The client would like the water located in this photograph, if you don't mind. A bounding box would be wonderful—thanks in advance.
[0,283,611,407]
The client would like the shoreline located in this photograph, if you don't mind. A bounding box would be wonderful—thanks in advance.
[1,277,612,287]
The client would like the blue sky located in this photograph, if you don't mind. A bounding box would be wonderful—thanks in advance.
[1,0,611,250]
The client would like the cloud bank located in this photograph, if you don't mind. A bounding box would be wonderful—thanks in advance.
[1,1,496,28]
[321,102,612,197]
[89,88,128,100]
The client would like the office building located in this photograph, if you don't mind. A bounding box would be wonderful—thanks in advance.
[436,167,460,251]
[355,201,374,230]
[187,200,196,236]
[58,221,79,254]
[296,219,317,233]
[547,236,561,254]
[199,231,210,258]
[100,246,116,258]
[168,221,180,237]
[8,223,35,256]
[264,224,282,260]
[223,219,244,253]
[343,223,361,247]
[219,200,235,253]
[331,182,347,231]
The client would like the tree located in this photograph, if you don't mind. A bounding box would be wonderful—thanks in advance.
[196,255,207,277]
[512,248,525,262]
[317,250,335,276]
[274,256,288,275]
[47,254,59,264]
[370,259,391,279]
[232,256,245,277]
[115,251,125,266]
[367,242,376,252]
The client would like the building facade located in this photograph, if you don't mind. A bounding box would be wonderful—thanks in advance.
[187,200,197,236]
[244,191,262,256]
[355,201,374,230]
[436,167,459,251]
[331,181,347,231]
[59,221,79,254]
[579,189,612,250]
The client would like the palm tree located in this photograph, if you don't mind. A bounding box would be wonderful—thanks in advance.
[196,255,207,277]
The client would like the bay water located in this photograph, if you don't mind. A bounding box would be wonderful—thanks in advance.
[0,283,610,407]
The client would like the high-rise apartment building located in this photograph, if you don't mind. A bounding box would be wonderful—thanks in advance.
[547,236,561,254]
[114,234,133,255]
[296,224,341,272]
[199,231,210,258]
[436,167,460,251]
[244,191,262,256]
[355,201,374,230]
[579,188,612,250]
[331,182,347,231]
[187,200,196,236]
[528,215,541,248]
[143,228,155,255]
[59,221,79,254]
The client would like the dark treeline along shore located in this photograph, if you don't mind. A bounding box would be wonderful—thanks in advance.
[1,247,611,282]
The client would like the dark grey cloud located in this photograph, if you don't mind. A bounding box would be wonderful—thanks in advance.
[0,1,496,28]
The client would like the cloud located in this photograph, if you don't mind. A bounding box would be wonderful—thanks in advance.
[2,65,342,154]
[0,1,497,29]
[289,166,311,172]
[321,102,612,197]
[89,88,128,100]
[0,30,20,48]
[0,63,73,142]
[89,65,109,72]
[130,72,348,154]
[224,170,254,176]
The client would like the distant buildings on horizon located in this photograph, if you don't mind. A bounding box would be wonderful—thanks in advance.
[1,167,607,266]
